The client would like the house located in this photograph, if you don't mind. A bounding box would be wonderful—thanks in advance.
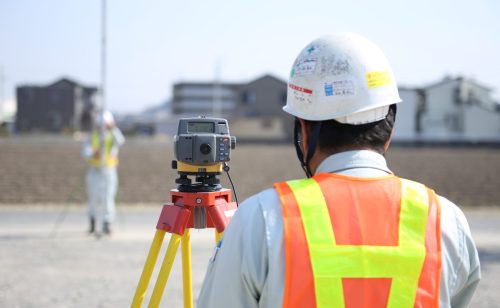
[171,74,293,141]
[235,75,287,117]
[16,78,97,133]
[116,102,173,136]
[419,77,500,142]
[463,102,500,141]
[166,74,500,143]
[232,75,292,141]
[391,87,422,141]
[392,76,500,143]
[171,81,240,117]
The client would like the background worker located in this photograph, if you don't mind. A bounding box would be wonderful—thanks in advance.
[198,33,480,307]
[82,110,125,235]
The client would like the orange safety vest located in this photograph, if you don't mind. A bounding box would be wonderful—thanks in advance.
[90,131,118,168]
[274,173,441,308]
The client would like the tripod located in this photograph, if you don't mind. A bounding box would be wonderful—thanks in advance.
[131,173,238,308]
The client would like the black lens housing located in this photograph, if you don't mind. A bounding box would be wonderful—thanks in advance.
[200,143,212,155]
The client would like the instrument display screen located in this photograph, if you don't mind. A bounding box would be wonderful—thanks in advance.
[187,122,215,133]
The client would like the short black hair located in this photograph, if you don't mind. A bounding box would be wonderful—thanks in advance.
[308,104,397,154]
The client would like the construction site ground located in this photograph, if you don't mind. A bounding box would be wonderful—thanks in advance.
[0,137,499,307]
[0,205,498,307]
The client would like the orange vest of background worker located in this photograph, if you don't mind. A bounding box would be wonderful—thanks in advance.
[275,174,441,308]
[89,130,119,168]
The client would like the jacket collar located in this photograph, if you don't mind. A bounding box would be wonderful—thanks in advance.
[315,150,393,177]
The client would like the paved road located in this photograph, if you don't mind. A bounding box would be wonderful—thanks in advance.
[0,205,498,307]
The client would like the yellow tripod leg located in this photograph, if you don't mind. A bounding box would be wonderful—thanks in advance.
[131,230,166,308]
[182,229,193,308]
[148,233,182,308]
[215,230,223,245]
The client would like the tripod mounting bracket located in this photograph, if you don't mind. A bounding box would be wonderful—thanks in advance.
[156,188,237,235]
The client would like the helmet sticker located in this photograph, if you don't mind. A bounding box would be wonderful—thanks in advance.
[331,59,350,76]
[323,79,355,97]
[319,56,351,77]
[289,83,313,94]
[319,57,335,76]
[366,71,392,88]
[289,83,313,104]
[304,44,320,56]
[294,58,317,76]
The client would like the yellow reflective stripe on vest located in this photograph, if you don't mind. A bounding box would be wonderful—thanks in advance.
[286,178,429,308]
[91,131,117,168]
[287,178,342,307]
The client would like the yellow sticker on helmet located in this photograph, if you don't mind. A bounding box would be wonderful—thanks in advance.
[366,71,392,88]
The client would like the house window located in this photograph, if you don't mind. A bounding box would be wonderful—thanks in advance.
[242,91,256,104]
[280,91,287,105]
[453,87,462,105]
[445,114,462,132]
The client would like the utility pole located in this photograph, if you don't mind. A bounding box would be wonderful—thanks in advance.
[99,0,107,163]
[100,0,107,113]
[0,66,4,120]
[212,60,222,118]
[98,0,108,228]
[99,0,107,170]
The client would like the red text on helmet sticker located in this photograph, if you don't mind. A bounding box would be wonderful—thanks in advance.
[289,83,313,94]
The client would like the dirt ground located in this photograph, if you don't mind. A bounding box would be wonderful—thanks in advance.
[1,136,500,307]
[0,205,498,308]
[0,136,499,206]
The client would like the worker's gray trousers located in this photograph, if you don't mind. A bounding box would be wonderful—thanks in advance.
[85,167,118,224]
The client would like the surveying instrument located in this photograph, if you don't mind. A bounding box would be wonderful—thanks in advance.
[132,117,237,308]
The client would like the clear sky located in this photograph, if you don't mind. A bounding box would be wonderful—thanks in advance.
[1,0,499,114]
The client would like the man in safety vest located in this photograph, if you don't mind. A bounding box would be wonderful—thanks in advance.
[198,33,480,307]
[82,110,125,235]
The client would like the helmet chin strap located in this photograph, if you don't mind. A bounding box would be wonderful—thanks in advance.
[294,119,322,178]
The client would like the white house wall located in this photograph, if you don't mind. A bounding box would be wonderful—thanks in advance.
[464,105,500,141]
[175,100,235,111]
[176,86,236,98]
[461,80,495,109]
[420,79,462,141]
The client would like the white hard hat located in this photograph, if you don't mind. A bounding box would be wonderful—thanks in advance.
[95,110,115,126]
[284,33,402,124]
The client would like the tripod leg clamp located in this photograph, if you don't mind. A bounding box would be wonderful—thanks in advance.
[207,202,238,233]
[156,204,191,235]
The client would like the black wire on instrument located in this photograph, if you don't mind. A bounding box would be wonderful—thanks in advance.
[223,163,239,206]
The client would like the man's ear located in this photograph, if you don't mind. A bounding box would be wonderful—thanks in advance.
[299,118,309,159]
[384,128,393,153]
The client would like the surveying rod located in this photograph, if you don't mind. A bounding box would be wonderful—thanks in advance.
[99,0,107,219]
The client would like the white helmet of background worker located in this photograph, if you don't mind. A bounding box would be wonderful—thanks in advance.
[95,110,115,128]
[284,32,402,124]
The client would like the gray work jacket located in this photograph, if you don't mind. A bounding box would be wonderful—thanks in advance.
[198,150,481,308]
